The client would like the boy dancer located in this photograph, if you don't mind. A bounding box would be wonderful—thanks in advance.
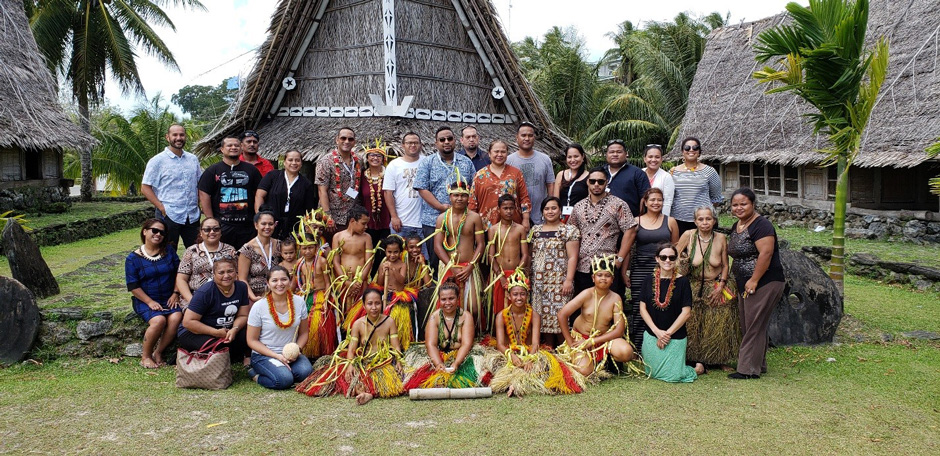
[293,209,339,357]
[332,206,374,329]
[486,194,529,331]
[375,235,418,349]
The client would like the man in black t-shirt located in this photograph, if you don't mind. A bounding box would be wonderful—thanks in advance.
[198,135,263,249]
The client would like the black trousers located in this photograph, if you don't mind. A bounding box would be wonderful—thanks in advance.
[157,210,200,252]
[221,223,256,251]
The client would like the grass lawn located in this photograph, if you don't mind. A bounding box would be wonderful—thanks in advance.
[0,221,938,454]
[21,200,150,230]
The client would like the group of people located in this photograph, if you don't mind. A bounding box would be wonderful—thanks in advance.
[125,123,787,400]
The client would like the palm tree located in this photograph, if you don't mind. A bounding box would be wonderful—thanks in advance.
[753,0,888,293]
[65,95,205,196]
[513,27,601,142]
[26,0,205,201]
[586,13,726,153]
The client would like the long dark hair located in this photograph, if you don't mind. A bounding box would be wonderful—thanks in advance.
[565,143,588,177]
[139,218,168,255]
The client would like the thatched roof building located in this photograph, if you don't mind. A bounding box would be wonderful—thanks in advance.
[0,0,95,210]
[198,0,570,160]
[678,0,939,213]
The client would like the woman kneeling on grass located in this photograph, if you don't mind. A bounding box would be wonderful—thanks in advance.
[126,218,181,369]
[246,266,313,389]
[639,242,704,382]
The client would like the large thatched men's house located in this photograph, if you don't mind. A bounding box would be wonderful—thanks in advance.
[678,0,939,239]
[0,0,95,212]
[200,0,569,159]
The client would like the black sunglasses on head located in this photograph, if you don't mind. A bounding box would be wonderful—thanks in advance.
[606,139,626,148]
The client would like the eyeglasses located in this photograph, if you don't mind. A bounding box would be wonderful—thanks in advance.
[588,178,607,185]
[683,144,701,152]
[148,228,165,236]
[403,141,421,146]
[657,254,678,261]
[438,136,455,142]
[338,136,356,142]
[607,139,626,148]
[202,226,221,233]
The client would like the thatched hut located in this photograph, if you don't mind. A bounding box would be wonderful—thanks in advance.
[677,0,939,217]
[0,0,95,212]
[198,0,569,160]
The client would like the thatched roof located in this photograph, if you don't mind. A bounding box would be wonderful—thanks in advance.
[677,0,940,168]
[198,0,570,160]
[0,0,95,152]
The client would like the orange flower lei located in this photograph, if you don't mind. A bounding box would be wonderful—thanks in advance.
[266,293,295,329]
[502,306,532,349]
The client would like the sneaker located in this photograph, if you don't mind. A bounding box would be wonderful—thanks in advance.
[728,372,760,380]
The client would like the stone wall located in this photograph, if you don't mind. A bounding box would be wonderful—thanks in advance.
[35,307,149,360]
[0,208,151,255]
[801,246,940,292]
[722,201,940,243]
[0,186,71,213]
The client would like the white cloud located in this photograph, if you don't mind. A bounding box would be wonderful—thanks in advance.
[107,0,804,115]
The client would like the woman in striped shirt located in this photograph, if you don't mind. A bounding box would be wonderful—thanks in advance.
[670,137,723,234]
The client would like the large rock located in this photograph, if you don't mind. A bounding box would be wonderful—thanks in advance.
[768,249,843,346]
[2,221,59,298]
[0,276,40,365]
[76,320,112,341]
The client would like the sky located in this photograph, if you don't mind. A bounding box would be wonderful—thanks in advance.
[104,0,807,116]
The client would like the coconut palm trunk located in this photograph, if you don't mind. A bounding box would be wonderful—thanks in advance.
[830,156,848,293]
[78,92,93,201]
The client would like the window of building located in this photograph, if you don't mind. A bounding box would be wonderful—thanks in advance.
[738,163,751,189]
[753,163,766,195]
[784,166,799,197]
[827,166,838,200]
[767,165,781,195]
[24,152,42,180]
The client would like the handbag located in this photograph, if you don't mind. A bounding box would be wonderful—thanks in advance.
[175,338,232,390]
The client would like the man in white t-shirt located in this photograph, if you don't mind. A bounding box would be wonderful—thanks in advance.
[383,132,425,250]
[506,121,555,225]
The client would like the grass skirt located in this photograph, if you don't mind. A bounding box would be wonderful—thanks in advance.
[642,331,697,383]
[386,288,418,351]
[301,290,339,358]
[685,278,740,365]
[402,344,488,389]
[296,341,405,398]
[481,346,586,396]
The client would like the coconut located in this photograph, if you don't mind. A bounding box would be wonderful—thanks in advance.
[282,343,301,362]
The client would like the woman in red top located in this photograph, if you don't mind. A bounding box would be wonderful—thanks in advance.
[360,145,391,274]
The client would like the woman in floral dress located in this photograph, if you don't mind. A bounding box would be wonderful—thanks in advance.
[528,197,580,347]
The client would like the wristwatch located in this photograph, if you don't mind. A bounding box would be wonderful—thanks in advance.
[615,256,624,265]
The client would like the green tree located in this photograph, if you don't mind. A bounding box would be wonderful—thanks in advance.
[26,0,205,202]
[65,95,204,196]
[601,21,637,86]
[753,0,888,293]
[512,27,601,142]
[171,79,236,126]
[928,140,940,195]
[586,12,726,154]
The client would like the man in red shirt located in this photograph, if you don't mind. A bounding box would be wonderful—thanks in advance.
[240,130,275,177]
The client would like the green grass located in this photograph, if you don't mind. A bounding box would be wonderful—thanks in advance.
[0,340,936,454]
[22,200,150,230]
[844,274,940,334]
[0,228,139,277]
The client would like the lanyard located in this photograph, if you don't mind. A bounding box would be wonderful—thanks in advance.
[284,172,298,212]
[256,238,273,270]
[566,178,577,206]
[200,242,216,269]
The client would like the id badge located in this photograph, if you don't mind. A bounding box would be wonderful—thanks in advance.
[562,206,574,216]
[345,187,359,199]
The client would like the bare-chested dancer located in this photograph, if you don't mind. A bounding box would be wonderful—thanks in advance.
[433,181,486,329]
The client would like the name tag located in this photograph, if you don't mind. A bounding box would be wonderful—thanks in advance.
[562,206,574,216]
[345,188,359,199]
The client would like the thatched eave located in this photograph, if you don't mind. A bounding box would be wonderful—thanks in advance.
[0,0,96,153]
[677,0,940,170]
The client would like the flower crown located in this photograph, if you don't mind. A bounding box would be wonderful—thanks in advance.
[293,208,331,246]
[506,268,530,290]
[592,254,616,275]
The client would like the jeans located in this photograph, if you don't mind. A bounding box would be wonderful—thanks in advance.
[155,209,200,252]
[249,352,313,390]
[392,225,428,260]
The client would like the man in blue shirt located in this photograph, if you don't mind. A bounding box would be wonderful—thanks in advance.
[458,125,489,173]
[604,139,650,217]
[413,126,475,272]
[141,124,202,251]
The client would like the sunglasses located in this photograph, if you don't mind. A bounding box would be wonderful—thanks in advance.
[588,178,607,185]
[657,254,678,261]
[438,136,455,142]
[148,228,165,236]
[646,143,663,148]
[202,226,221,233]
[338,136,356,142]
[683,144,701,152]
[606,139,626,148]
